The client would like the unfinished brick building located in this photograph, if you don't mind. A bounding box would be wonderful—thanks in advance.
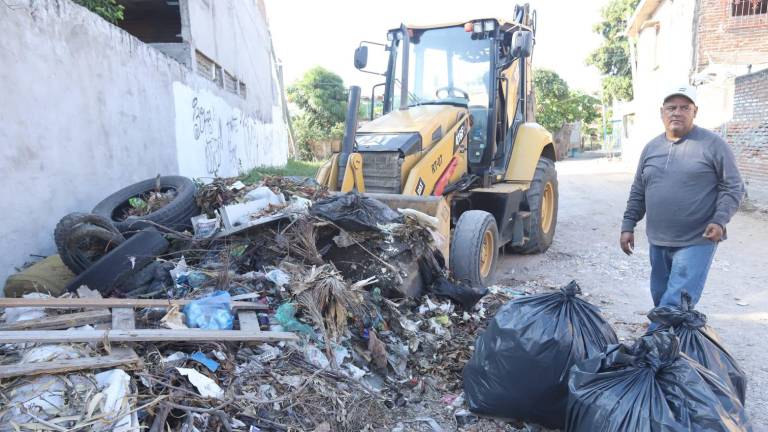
[627,0,768,205]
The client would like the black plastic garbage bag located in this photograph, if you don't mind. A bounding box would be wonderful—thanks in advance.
[418,252,487,310]
[463,281,617,429]
[310,192,402,232]
[567,332,752,432]
[647,291,747,404]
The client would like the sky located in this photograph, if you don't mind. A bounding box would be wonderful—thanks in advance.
[265,0,609,96]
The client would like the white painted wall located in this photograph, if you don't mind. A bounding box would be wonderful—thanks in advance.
[186,0,275,122]
[625,0,696,167]
[174,82,287,178]
[0,0,287,286]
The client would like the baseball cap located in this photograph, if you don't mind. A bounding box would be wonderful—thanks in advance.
[662,84,697,105]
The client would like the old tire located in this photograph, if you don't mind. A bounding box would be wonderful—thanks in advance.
[511,157,558,254]
[450,210,499,288]
[54,213,125,274]
[92,176,199,235]
[65,229,169,297]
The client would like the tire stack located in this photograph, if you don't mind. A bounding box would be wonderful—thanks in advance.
[54,176,199,296]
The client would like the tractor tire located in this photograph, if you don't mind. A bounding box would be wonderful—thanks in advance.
[65,229,169,297]
[510,157,558,254]
[450,210,499,288]
[54,212,126,274]
[92,176,199,235]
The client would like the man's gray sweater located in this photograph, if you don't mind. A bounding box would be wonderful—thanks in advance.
[621,126,745,247]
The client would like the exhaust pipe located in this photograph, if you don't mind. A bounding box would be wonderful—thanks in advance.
[339,85,361,182]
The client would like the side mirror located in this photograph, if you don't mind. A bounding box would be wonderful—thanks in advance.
[354,46,368,70]
[512,31,533,58]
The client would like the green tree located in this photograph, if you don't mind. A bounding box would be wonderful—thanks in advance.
[587,0,640,102]
[288,67,348,159]
[73,0,124,23]
[534,69,600,133]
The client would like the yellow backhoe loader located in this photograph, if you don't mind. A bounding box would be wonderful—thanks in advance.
[316,4,557,291]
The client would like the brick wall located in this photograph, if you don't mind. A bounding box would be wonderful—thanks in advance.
[696,0,768,72]
[723,69,768,204]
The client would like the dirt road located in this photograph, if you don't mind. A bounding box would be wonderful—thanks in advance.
[496,155,768,429]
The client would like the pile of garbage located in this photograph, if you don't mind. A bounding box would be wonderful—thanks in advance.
[0,174,508,432]
[0,174,753,431]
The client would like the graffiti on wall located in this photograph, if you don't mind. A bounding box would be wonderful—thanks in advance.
[174,82,288,179]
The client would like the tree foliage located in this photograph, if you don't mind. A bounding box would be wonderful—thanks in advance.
[586,0,640,102]
[534,69,600,133]
[73,0,124,23]
[287,67,348,159]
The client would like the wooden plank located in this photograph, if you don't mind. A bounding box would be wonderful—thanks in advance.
[112,308,136,330]
[0,298,267,310]
[0,329,298,344]
[0,349,141,379]
[238,311,261,332]
[0,310,112,331]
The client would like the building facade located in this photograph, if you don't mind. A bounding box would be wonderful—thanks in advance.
[0,0,289,285]
[625,0,768,204]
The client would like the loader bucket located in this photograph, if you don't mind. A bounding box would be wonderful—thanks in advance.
[361,193,451,297]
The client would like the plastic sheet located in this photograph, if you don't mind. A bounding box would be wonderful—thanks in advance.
[310,192,402,232]
[183,291,234,330]
[567,332,752,431]
[647,291,747,404]
[275,303,315,337]
[463,280,617,429]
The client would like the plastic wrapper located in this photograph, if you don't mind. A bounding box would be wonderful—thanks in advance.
[567,331,752,431]
[183,291,234,330]
[463,280,617,429]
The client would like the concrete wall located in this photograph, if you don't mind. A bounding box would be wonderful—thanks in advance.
[0,0,287,285]
[186,0,275,122]
[625,0,696,167]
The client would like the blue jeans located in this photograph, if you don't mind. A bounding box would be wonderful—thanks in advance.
[649,243,718,309]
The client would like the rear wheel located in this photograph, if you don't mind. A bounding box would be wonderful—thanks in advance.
[450,210,499,287]
[511,157,558,254]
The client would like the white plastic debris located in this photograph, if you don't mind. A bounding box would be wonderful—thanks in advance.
[169,256,189,286]
[285,196,312,218]
[333,344,350,367]
[345,363,367,381]
[304,344,330,369]
[2,292,49,324]
[95,369,139,431]
[191,214,221,238]
[176,367,224,399]
[228,180,246,191]
[21,344,83,363]
[265,269,290,289]
[163,351,188,364]
[8,375,66,418]
[276,374,303,389]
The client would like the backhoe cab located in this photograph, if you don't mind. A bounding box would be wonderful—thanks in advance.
[316,4,558,290]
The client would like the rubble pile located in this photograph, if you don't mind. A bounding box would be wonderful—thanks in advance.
[0,175,522,432]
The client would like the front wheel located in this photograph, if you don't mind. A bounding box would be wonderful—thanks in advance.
[510,157,558,254]
[450,210,499,287]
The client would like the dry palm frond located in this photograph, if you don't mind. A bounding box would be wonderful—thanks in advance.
[278,219,324,265]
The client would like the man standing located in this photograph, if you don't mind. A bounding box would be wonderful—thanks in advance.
[620,85,744,309]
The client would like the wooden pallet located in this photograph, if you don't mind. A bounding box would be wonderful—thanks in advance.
[0,291,293,379]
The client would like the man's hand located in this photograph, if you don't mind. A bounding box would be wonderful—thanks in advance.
[703,223,724,242]
[620,231,635,255]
